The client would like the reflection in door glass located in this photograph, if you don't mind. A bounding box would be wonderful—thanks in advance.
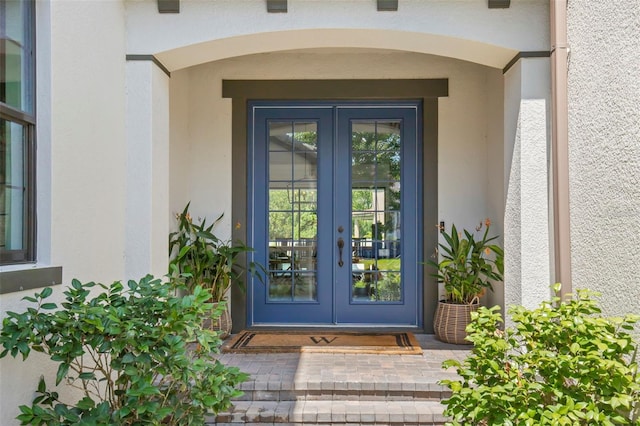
[267,121,318,302]
[351,121,402,303]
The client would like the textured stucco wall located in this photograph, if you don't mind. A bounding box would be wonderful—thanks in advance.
[125,62,171,280]
[126,0,549,71]
[0,2,128,424]
[503,58,553,313]
[48,1,127,285]
[486,70,506,310]
[567,2,640,318]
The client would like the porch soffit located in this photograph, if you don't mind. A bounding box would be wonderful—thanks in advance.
[153,29,518,73]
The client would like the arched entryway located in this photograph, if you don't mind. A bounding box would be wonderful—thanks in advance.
[144,29,548,332]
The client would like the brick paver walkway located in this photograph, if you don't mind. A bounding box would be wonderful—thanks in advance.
[208,334,471,425]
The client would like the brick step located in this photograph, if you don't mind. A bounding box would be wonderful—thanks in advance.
[235,379,451,402]
[208,336,467,424]
[207,400,447,425]
[234,371,450,401]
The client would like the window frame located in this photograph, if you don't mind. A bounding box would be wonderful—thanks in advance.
[0,0,36,264]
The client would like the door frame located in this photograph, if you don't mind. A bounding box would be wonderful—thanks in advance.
[222,79,448,332]
[248,102,422,326]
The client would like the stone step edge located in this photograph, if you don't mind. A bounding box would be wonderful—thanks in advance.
[240,380,450,393]
[234,388,451,402]
[207,400,447,425]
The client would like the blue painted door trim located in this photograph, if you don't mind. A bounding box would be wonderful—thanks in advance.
[247,101,422,327]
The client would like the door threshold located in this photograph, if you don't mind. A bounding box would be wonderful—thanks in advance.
[245,324,424,333]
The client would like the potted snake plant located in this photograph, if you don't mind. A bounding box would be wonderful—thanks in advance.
[169,202,259,338]
[428,219,504,344]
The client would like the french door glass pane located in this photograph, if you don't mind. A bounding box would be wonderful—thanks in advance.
[350,120,402,303]
[267,121,318,302]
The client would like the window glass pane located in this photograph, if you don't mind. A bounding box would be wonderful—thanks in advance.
[293,122,317,149]
[375,152,400,182]
[293,274,316,302]
[375,121,401,151]
[268,212,293,240]
[269,188,292,211]
[351,151,376,182]
[268,275,293,300]
[351,122,376,151]
[0,118,25,250]
[350,120,403,304]
[269,151,293,182]
[269,121,292,152]
[267,120,319,302]
[1,0,34,114]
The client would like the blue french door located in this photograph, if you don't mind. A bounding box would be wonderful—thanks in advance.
[248,102,422,326]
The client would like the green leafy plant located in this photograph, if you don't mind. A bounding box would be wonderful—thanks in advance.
[441,285,640,425]
[428,220,504,304]
[377,272,401,301]
[169,202,262,302]
[0,276,248,425]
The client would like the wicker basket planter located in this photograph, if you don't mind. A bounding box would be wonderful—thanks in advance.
[433,298,479,345]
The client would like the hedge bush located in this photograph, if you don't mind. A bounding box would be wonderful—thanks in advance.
[0,276,247,425]
[441,286,640,425]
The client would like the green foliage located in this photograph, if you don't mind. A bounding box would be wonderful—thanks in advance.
[351,128,401,237]
[0,276,248,425]
[376,272,401,301]
[268,189,317,239]
[441,287,640,425]
[169,202,262,301]
[428,221,504,304]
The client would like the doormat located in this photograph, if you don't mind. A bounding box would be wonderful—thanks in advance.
[222,331,422,355]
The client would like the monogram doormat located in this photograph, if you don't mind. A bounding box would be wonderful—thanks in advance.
[222,331,422,355]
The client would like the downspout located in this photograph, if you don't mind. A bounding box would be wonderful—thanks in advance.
[550,0,572,296]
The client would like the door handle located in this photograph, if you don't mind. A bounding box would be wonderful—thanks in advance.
[337,237,345,267]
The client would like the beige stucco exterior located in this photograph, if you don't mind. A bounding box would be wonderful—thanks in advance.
[567,1,640,318]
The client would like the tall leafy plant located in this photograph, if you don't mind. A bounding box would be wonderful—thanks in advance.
[0,276,247,425]
[169,202,258,302]
[429,221,504,304]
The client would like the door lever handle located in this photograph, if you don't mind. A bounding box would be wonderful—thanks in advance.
[337,237,345,267]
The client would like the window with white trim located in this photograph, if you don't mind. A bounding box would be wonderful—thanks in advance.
[1,0,36,264]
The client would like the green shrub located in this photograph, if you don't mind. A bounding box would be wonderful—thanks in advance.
[0,275,247,425]
[441,286,640,425]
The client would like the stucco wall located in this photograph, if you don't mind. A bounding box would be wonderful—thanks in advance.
[503,58,553,312]
[486,69,506,309]
[49,1,127,284]
[126,0,548,70]
[0,1,127,424]
[567,2,640,318]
